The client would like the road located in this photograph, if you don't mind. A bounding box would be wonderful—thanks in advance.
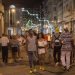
[0,46,75,75]
[0,61,75,75]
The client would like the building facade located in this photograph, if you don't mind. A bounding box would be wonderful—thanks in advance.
[62,0,75,42]
[57,0,63,23]
[0,0,4,36]
[43,0,57,21]
[43,0,75,41]
[63,0,73,31]
[56,0,75,32]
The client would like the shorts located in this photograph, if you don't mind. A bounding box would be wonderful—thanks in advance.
[38,48,45,54]
[12,47,18,53]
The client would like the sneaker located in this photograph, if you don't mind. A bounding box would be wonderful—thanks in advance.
[41,67,45,71]
[67,69,69,72]
[66,67,70,72]
[40,66,45,71]
[33,68,37,72]
[29,70,33,74]
[63,66,66,71]
[40,66,42,70]
[55,62,59,66]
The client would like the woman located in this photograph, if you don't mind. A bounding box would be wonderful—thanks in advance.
[37,33,47,71]
[26,29,37,73]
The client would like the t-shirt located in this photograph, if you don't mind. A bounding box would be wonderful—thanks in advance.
[27,36,37,51]
[0,36,9,46]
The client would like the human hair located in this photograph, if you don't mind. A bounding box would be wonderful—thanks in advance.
[28,29,34,37]
[2,34,5,36]
[64,28,69,32]
[37,32,44,39]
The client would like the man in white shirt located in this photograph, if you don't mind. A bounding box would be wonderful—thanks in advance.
[0,34,9,63]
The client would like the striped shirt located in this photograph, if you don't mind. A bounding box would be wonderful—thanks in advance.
[60,32,72,51]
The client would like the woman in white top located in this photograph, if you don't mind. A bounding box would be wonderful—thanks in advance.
[37,33,47,71]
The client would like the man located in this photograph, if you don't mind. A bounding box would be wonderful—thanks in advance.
[52,32,61,66]
[0,34,9,64]
[60,28,73,71]
[26,29,37,73]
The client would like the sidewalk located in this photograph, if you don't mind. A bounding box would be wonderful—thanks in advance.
[0,62,75,75]
[0,46,75,75]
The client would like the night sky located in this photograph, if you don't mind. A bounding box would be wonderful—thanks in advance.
[3,0,44,8]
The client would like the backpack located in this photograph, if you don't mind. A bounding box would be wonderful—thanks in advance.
[54,35,61,46]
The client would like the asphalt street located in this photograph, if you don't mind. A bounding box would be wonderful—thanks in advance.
[0,46,75,75]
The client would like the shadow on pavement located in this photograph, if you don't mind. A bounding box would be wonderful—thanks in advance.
[0,60,29,67]
[33,72,43,75]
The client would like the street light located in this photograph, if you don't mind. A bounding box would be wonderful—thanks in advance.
[10,5,15,9]
[11,8,16,13]
[10,7,16,25]
[9,5,16,26]
[16,21,20,24]
[21,8,25,11]
[8,5,16,35]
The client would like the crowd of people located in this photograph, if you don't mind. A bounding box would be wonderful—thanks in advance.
[0,28,74,73]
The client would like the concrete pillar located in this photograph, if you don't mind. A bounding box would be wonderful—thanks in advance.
[0,2,4,36]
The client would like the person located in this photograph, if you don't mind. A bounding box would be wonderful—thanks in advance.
[26,29,37,73]
[0,34,9,64]
[10,36,19,62]
[60,28,73,71]
[52,32,61,66]
[44,34,48,42]
[37,33,47,71]
[25,31,29,39]
[47,33,52,48]
[17,35,26,59]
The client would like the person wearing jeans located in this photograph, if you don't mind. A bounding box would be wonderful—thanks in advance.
[61,51,71,70]
[26,29,37,73]
[53,46,61,65]
[52,32,61,66]
[0,34,9,64]
[60,28,73,71]
[2,46,8,63]
[28,51,37,68]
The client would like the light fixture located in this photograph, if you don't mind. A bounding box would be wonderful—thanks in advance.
[10,5,15,9]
